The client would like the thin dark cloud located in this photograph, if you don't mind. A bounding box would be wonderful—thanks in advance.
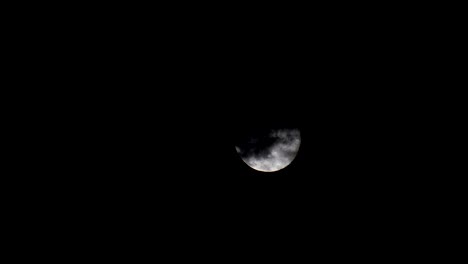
[237,128,301,172]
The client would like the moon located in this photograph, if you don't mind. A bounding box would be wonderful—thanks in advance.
[235,128,301,172]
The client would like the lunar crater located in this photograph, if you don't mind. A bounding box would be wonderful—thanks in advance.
[235,128,301,172]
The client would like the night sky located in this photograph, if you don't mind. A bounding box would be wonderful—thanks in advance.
[74,12,428,246]
[97,35,404,210]
[106,66,400,212]
[17,4,444,255]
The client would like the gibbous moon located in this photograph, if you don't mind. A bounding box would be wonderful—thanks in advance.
[235,128,301,172]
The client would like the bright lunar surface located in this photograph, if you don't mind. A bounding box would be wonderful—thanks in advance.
[235,128,301,172]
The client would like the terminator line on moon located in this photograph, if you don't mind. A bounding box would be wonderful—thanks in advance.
[235,128,301,172]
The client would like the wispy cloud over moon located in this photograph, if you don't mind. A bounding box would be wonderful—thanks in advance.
[238,129,301,172]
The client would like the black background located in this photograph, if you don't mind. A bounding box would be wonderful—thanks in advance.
[5,3,455,257]
[84,36,419,225]
[40,7,440,250]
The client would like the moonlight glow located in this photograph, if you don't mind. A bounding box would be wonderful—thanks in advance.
[235,129,301,172]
